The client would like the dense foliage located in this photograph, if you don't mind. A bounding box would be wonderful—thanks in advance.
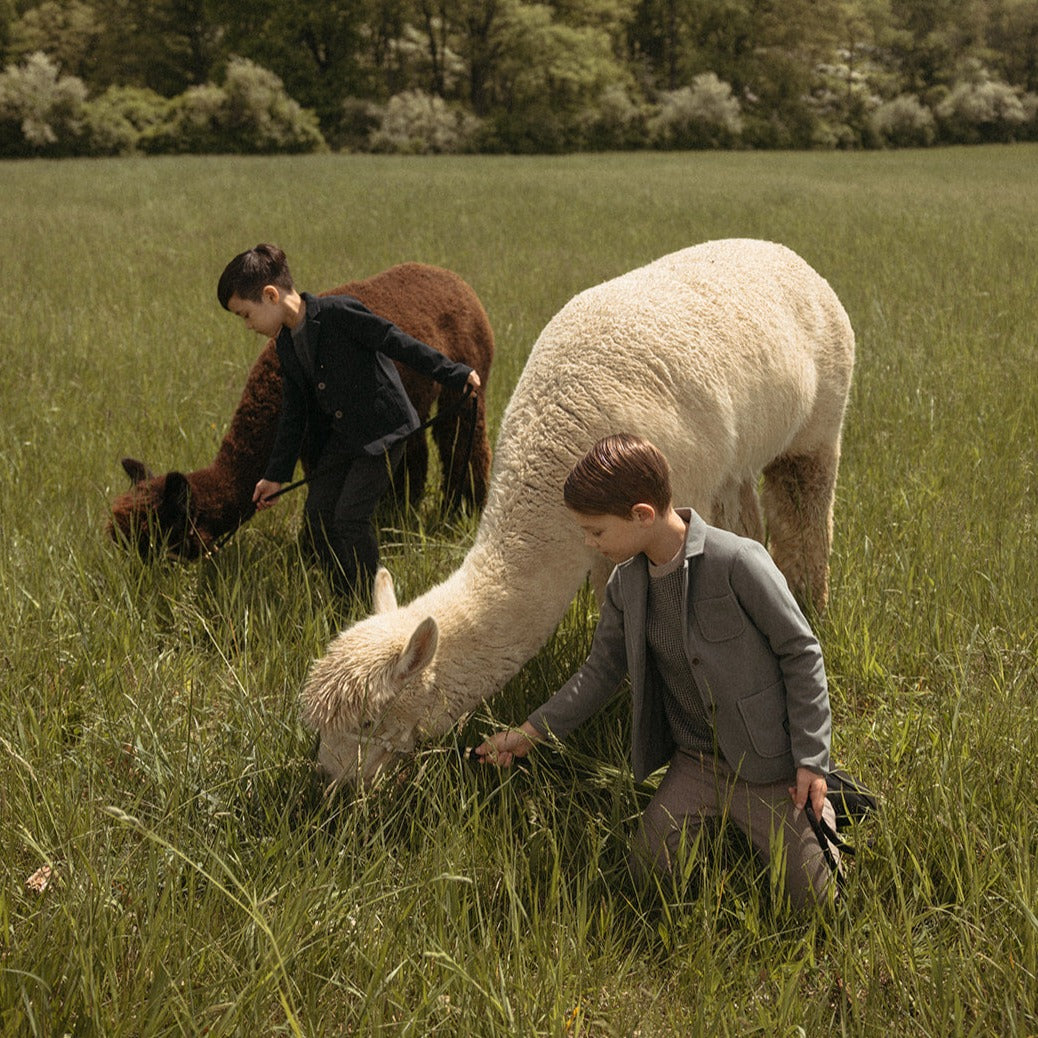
[2,0,1038,154]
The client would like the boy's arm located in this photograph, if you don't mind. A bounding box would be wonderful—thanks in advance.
[730,540,831,775]
[476,578,628,768]
[524,570,629,740]
[332,298,474,387]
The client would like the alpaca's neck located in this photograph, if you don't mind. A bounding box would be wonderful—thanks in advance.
[408,518,593,720]
[192,343,283,516]
[405,391,599,719]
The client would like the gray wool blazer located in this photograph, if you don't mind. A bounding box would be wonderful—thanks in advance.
[528,509,831,784]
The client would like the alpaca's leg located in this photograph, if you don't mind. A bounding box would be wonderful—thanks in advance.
[432,388,490,510]
[399,434,429,508]
[738,477,766,543]
[761,447,839,613]
[463,397,491,509]
[710,476,765,543]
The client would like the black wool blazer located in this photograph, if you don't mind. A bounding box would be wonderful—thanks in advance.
[264,292,473,483]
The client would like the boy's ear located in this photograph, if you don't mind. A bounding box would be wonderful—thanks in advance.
[262,284,280,303]
[631,503,657,523]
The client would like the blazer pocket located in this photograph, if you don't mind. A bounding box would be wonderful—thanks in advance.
[736,682,790,758]
[695,593,747,642]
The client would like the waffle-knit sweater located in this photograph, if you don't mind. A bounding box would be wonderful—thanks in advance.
[647,548,716,758]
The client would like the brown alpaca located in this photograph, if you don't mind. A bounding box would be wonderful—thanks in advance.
[109,263,493,558]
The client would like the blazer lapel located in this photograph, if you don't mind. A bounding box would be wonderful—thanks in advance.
[620,555,650,771]
[304,292,322,359]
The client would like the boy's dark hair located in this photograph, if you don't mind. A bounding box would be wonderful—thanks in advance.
[217,243,294,309]
[564,433,672,517]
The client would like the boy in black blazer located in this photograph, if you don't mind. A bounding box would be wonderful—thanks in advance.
[218,243,480,600]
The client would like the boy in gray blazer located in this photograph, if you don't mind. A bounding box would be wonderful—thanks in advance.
[476,433,839,908]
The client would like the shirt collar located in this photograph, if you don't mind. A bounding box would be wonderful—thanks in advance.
[674,507,707,559]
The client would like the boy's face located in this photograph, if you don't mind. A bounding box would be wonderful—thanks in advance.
[227,286,286,338]
[572,506,655,564]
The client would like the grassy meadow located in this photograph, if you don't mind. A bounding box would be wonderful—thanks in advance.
[1,146,1036,1036]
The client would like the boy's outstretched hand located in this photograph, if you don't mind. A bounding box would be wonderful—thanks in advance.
[790,766,828,817]
[475,722,542,767]
[253,479,282,510]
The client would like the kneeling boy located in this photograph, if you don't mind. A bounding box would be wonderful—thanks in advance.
[476,433,839,909]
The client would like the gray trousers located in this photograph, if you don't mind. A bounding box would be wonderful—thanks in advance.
[632,748,840,909]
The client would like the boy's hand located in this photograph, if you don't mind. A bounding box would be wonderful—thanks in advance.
[475,722,541,767]
[790,766,828,817]
[466,370,481,392]
[253,479,282,510]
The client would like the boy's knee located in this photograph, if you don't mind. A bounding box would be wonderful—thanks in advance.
[630,812,703,880]
[628,830,667,885]
[785,855,839,911]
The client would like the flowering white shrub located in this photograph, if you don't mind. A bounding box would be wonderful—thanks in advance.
[869,94,936,148]
[0,51,86,155]
[935,76,1028,143]
[369,90,481,154]
[577,84,648,150]
[648,73,743,149]
[142,58,325,154]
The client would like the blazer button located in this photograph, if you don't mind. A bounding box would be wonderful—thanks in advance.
[317,382,326,390]
[691,656,701,666]
[334,410,343,419]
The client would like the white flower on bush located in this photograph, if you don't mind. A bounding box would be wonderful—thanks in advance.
[936,74,1029,142]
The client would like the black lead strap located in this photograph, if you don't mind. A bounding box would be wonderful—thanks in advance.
[805,799,855,887]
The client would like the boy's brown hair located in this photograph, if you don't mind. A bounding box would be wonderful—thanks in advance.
[217,243,294,309]
[564,433,672,517]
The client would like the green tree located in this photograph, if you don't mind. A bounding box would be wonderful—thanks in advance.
[79,0,222,94]
[486,1,629,148]
[7,1,102,80]
[888,0,989,94]
[212,0,376,126]
[0,0,13,57]
[986,0,1038,91]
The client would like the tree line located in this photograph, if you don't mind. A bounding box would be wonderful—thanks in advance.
[2,0,1037,156]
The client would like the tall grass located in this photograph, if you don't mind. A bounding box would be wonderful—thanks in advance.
[1,146,1036,1035]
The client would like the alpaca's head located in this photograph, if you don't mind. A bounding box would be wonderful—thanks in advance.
[108,458,218,559]
[303,569,442,788]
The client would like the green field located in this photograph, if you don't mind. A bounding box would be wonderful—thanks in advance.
[2,147,1036,1036]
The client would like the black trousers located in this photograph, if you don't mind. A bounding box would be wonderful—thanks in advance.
[303,441,405,599]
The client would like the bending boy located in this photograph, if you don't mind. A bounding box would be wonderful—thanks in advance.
[218,244,480,600]
[476,433,839,909]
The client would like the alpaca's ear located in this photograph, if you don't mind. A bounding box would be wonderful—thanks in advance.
[372,568,397,614]
[122,457,154,484]
[393,617,438,684]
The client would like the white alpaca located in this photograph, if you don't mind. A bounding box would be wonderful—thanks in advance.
[303,239,855,785]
